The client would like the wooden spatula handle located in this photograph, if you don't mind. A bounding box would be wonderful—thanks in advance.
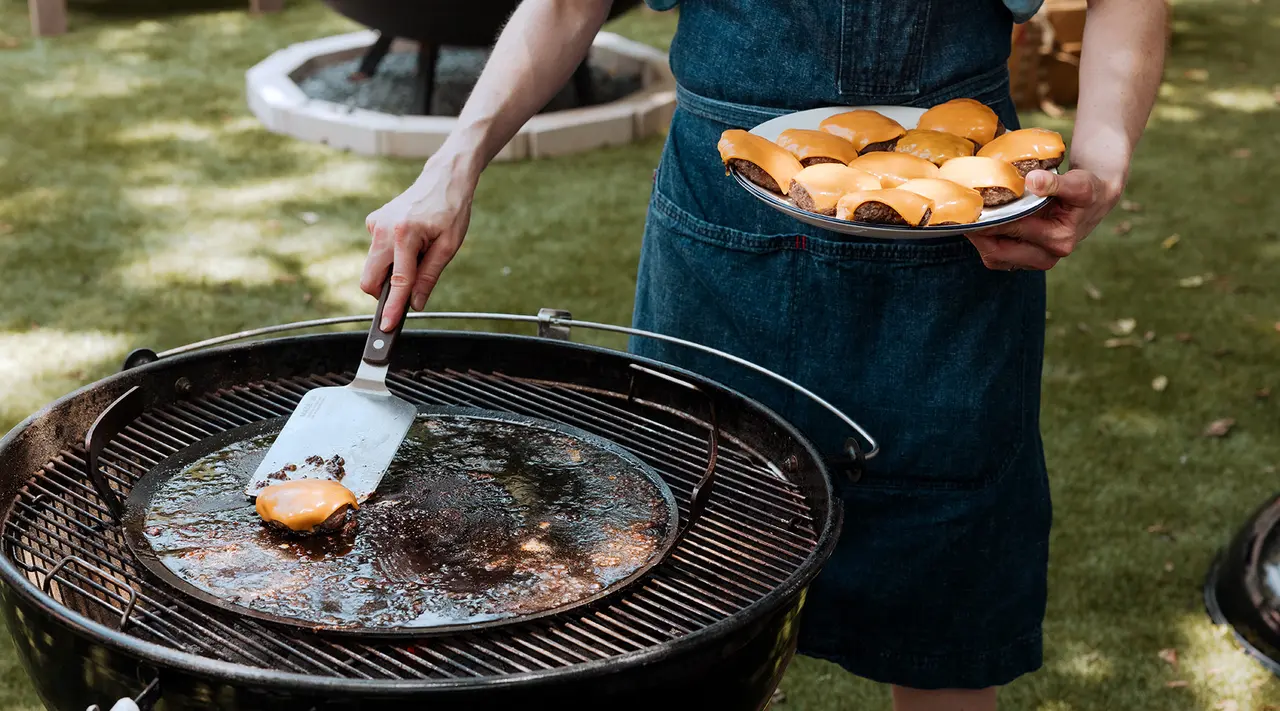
[362,267,407,366]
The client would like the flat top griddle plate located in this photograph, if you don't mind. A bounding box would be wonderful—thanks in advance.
[121,407,679,637]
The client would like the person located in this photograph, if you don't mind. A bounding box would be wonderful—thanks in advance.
[358,0,1167,708]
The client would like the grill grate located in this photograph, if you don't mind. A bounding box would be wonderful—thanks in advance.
[3,368,817,681]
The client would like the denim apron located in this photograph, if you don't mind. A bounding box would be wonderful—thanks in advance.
[630,0,1052,691]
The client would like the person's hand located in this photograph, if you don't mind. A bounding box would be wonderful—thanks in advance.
[361,154,478,331]
[966,168,1123,271]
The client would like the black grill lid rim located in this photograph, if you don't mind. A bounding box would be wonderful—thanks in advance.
[0,329,843,692]
[1204,491,1280,675]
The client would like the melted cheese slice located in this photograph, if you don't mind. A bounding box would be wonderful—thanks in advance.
[776,128,861,165]
[835,189,934,226]
[938,156,1026,197]
[789,164,882,214]
[256,479,358,532]
[897,178,985,225]
[976,128,1066,162]
[848,152,940,188]
[718,129,803,195]
[818,110,907,152]
[916,98,1001,146]
[895,129,975,166]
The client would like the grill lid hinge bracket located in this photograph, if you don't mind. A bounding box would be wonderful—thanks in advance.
[537,308,572,341]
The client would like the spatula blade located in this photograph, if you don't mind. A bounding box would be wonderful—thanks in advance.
[244,384,417,503]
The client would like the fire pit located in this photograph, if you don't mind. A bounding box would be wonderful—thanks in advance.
[0,310,873,711]
[322,0,642,114]
[245,5,675,160]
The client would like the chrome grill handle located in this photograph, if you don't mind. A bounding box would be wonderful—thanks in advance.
[150,309,879,461]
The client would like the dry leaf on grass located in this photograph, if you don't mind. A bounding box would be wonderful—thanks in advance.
[1164,561,1175,572]
[1215,701,1239,711]
[1176,332,1194,343]
[1152,376,1169,392]
[1179,274,1212,288]
[1144,330,1156,342]
[1203,418,1236,437]
[0,37,20,50]
[1274,322,1280,333]
[1110,318,1137,335]
[297,212,320,225]
[1121,200,1143,212]
[1184,68,1210,81]
[1259,388,1272,400]
[1105,337,1142,349]
[1114,220,1133,236]
[1158,648,1179,669]
[1231,148,1252,159]
[1084,283,1103,301]
[1162,234,1181,249]
[1147,523,1170,534]
[1077,322,1091,333]
[1166,680,1189,688]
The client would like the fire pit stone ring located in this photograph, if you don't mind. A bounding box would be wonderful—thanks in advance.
[245,30,676,160]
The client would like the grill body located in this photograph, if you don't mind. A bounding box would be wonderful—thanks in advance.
[321,0,642,46]
[5,589,803,710]
[0,330,841,710]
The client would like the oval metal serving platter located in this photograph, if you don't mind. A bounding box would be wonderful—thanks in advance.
[730,105,1057,240]
[121,405,680,639]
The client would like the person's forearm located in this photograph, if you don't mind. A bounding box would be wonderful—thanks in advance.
[1068,0,1167,197]
[430,0,613,181]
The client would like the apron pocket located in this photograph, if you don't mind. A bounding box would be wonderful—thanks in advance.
[788,237,1042,491]
[838,0,932,100]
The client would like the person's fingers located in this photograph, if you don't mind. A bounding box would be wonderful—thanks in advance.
[360,225,395,297]
[968,234,1060,271]
[1026,168,1098,208]
[380,226,423,331]
[969,211,1052,243]
[970,210,1080,258]
[410,236,459,311]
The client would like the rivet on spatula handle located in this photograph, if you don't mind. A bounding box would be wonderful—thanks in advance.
[363,267,407,366]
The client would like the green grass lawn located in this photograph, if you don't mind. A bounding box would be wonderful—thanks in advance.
[1,0,1279,708]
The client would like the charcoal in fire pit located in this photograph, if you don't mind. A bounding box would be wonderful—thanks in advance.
[296,49,644,117]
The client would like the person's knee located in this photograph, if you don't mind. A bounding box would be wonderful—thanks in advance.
[891,685,999,711]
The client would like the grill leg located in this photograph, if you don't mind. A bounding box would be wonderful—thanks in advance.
[411,42,440,116]
[28,0,67,36]
[351,33,395,81]
[572,59,595,107]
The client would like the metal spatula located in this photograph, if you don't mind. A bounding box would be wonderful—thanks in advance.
[244,274,416,503]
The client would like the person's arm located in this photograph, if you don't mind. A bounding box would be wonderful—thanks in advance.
[361,0,615,329]
[968,0,1168,270]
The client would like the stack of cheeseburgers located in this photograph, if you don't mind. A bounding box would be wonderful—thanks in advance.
[717,98,1066,228]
